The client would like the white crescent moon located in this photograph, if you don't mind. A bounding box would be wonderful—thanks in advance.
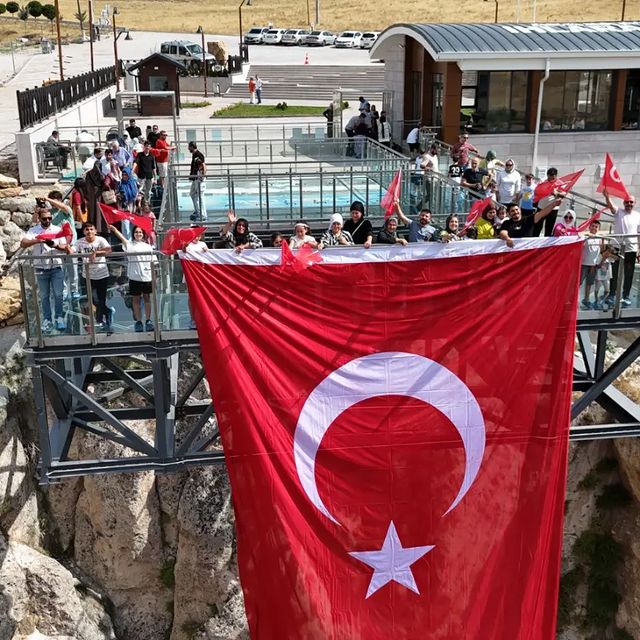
[293,352,486,526]
[610,165,622,184]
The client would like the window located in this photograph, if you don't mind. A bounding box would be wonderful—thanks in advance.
[473,71,528,133]
[541,71,612,131]
[623,70,640,129]
[432,73,443,128]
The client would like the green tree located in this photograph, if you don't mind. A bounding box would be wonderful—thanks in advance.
[41,2,55,32]
[18,4,29,31]
[0,4,7,14]
[27,0,42,18]
[6,1,19,13]
[74,0,85,38]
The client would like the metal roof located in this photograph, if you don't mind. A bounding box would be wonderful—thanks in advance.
[371,22,640,70]
[127,52,188,73]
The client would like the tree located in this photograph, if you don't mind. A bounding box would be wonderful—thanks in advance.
[27,0,42,18]
[18,4,29,31]
[41,2,55,32]
[74,0,85,38]
[6,1,19,13]
[0,5,7,14]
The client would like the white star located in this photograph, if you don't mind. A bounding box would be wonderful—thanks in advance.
[349,521,435,599]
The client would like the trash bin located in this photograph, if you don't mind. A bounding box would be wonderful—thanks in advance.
[41,39,52,54]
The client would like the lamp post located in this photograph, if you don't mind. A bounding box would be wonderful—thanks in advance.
[196,26,208,98]
[54,0,63,80]
[88,0,94,72]
[238,0,252,56]
[622,0,627,20]
[112,7,120,87]
[483,0,499,23]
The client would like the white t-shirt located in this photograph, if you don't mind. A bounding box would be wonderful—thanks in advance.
[185,240,208,255]
[406,127,419,144]
[613,208,640,252]
[74,236,111,280]
[290,234,316,248]
[496,170,522,204]
[24,224,66,269]
[581,236,602,266]
[125,241,157,282]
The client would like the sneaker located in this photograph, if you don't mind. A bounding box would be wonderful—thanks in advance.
[604,294,615,306]
[134,320,144,332]
[581,299,591,310]
[621,298,632,308]
[41,319,53,334]
[145,319,154,331]
[593,302,604,311]
[55,317,66,331]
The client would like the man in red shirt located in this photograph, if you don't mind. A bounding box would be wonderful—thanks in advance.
[451,132,479,169]
[151,130,175,186]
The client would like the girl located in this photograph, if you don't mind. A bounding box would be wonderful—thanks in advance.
[71,177,88,225]
[118,166,139,240]
[289,221,317,249]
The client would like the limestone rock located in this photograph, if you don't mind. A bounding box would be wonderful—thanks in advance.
[207,41,228,63]
[0,535,116,640]
[0,275,22,324]
[0,234,5,263]
[0,210,10,225]
[1,197,36,214]
[615,438,640,503]
[0,186,25,198]
[11,211,34,228]
[0,220,24,256]
[0,173,18,189]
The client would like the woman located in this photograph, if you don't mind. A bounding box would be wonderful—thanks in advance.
[108,224,157,332]
[441,215,463,241]
[553,209,579,237]
[377,112,391,147]
[377,216,407,245]
[85,160,104,232]
[289,221,317,249]
[476,203,497,239]
[318,213,354,249]
[220,210,263,253]
[248,77,256,104]
[71,177,88,225]
[118,166,139,240]
[342,201,373,247]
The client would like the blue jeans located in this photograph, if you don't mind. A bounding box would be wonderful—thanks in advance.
[36,267,64,322]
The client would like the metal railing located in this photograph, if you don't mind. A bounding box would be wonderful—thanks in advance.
[17,66,116,131]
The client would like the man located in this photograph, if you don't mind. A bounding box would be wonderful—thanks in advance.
[353,113,368,159]
[496,159,521,206]
[46,190,79,301]
[126,119,142,141]
[110,140,131,168]
[147,124,160,147]
[532,167,562,237]
[46,130,70,168]
[461,157,488,192]
[151,130,175,187]
[75,129,95,165]
[603,188,640,307]
[344,113,360,157]
[323,103,334,138]
[188,141,207,222]
[358,96,369,112]
[82,147,103,171]
[394,201,442,242]
[499,199,562,247]
[255,75,263,104]
[133,141,157,201]
[20,207,68,333]
[451,132,478,168]
[406,123,421,158]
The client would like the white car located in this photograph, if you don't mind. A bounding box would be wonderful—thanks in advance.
[334,31,362,48]
[360,32,379,49]
[244,27,270,44]
[263,29,286,44]
[281,29,309,45]
[304,30,335,46]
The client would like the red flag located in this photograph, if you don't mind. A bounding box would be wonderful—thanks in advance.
[534,169,584,202]
[596,153,631,201]
[380,169,402,219]
[99,202,153,237]
[281,241,323,271]
[160,226,206,255]
[463,196,495,232]
[181,240,582,639]
[577,208,605,233]
[36,221,73,241]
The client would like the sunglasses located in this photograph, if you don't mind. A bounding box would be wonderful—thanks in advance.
[40,217,52,221]
[624,200,634,204]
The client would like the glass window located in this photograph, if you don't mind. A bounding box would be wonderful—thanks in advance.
[623,70,640,129]
[541,71,612,131]
[469,71,528,133]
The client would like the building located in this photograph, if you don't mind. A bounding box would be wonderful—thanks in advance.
[371,22,640,191]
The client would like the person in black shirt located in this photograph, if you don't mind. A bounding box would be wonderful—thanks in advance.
[147,124,160,147]
[133,141,156,200]
[343,200,373,247]
[499,199,562,247]
[461,157,488,192]
[126,119,142,141]
[188,142,207,222]
[323,103,334,138]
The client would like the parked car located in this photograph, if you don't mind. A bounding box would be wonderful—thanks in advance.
[304,30,335,46]
[360,32,379,49]
[263,29,286,44]
[244,27,270,44]
[334,31,362,48]
[281,29,309,45]
[159,40,216,71]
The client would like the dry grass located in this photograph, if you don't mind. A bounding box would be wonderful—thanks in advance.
[53,0,640,37]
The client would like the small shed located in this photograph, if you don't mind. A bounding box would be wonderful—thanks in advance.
[127,53,187,116]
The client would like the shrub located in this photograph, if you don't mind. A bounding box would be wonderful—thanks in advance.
[41,3,55,20]
[6,1,19,13]
[0,4,6,14]
[27,0,42,17]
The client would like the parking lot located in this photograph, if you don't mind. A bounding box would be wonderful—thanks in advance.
[244,27,379,50]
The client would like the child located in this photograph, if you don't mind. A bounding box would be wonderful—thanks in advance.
[594,246,616,310]
[137,201,157,247]
[580,219,602,309]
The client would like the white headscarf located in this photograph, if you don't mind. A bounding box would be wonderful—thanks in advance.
[329,213,343,230]
[562,209,576,227]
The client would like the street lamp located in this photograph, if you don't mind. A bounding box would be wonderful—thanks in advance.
[238,0,252,56]
[88,0,94,72]
[54,0,63,80]
[112,7,120,87]
[483,0,499,23]
[196,26,208,98]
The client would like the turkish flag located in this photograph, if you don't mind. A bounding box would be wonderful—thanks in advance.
[577,207,606,233]
[463,196,494,232]
[98,202,153,237]
[181,239,582,639]
[280,241,323,271]
[380,169,402,218]
[596,153,631,201]
[36,221,73,241]
[534,169,584,203]
[160,226,207,255]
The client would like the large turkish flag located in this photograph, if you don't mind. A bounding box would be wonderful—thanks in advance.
[181,238,582,640]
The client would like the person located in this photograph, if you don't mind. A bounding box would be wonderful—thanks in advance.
[220,210,263,252]
[476,202,497,239]
[270,232,284,247]
[480,150,504,177]
[118,167,139,239]
[353,113,368,159]
[595,246,616,310]
[358,96,369,112]
[133,141,156,201]
[553,209,578,237]
[248,77,256,104]
[108,224,156,332]
[394,201,442,242]
[46,130,70,168]
[532,167,562,237]
[499,199,562,247]
[71,222,113,331]
[494,205,508,230]
[70,177,88,225]
[110,140,131,168]
[496,159,521,206]
[323,103,334,138]
[46,190,79,300]
[75,129,95,165]
[518,173,536,235]
[289,221,317,249]
[318,213,354,249]
[188,141,207,222]
[138,201,157,247]
[151,130,175,187]
[126,119,142,141]
[441,214,462,241]
[344,113,360,156]
[100,148,122,184]
[406,123,421,158]
[82,147,104,172]
[461,157,488,193]
[20,207,69,333]
[343,201,373,248]
[147,124,160,147]
[580,219,603,309]
[451,132,478,168]
[376,216,408,245]
[255,75,263,104]
[85,160,105,232]
[369,105,379,141]
[603,188,640,307]
[378,112,391,147]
